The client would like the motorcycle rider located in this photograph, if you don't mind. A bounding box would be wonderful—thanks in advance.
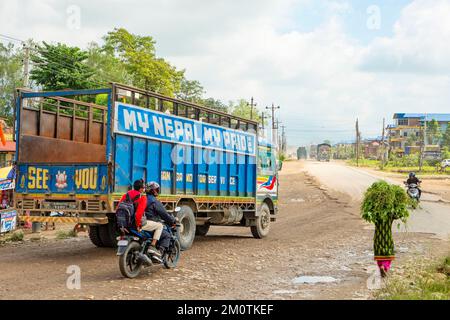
[118,179,163,264]
[145,182,178,256]
[406,172,422,199]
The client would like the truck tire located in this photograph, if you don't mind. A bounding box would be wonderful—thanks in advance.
[195,224,210,237]
[88,225,104,247]
[251,203,271,239]
[177,205,196,250]
[98,219,118,248]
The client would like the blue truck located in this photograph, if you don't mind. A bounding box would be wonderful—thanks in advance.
[14,83,278,249]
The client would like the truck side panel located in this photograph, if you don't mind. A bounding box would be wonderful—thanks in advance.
[113,102,257,198]
[114,135,256,197]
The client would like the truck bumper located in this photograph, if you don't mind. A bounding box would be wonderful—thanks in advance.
[19,215,109,225]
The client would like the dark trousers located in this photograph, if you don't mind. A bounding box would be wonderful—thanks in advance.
[159,228,171,250]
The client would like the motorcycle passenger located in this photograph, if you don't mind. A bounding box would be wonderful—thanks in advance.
[406,172,422,198]
[118,179,163,263]
[145,182,178,256]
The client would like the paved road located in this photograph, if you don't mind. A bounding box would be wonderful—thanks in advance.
[303,161,450,240]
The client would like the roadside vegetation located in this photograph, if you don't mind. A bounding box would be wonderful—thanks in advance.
[0,230,24,244]
[55,229,78,240]
[376,255,450,300]
[347,155,449,175]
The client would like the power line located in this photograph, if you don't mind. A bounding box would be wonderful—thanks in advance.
[0,34,24,43]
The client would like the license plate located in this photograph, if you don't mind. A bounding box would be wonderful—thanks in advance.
[118,240,129,246]
[42,202,77,210]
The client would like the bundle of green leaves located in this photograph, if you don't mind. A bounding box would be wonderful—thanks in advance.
[361,181,410,224]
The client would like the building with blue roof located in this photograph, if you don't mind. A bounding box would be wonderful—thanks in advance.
[388,113,450,155]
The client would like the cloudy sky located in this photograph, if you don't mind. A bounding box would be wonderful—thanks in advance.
[1,0,449,146]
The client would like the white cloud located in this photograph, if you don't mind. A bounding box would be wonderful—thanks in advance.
[360,0,450,74]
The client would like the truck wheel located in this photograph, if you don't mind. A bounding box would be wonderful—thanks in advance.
[177,205,196,250]
[98,219,118,248]
[88,225,104,247]
[195,224,210,237]
[251,203,271,239]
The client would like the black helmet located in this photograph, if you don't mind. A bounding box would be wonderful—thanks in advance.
[409,172,416,178]
[133,179,145,191]
[145,181,160,194]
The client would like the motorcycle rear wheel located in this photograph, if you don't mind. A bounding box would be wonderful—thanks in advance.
[119,241,143,278]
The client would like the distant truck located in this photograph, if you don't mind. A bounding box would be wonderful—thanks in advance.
[14,83,278,250]
[297,147,307,160]
[317,144,331,162]
[309,145,318,160]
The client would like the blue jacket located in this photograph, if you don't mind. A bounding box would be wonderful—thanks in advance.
[145,195,176,225]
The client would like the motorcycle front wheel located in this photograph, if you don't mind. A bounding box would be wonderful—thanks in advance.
[119,241,143,278]
[164,239,181,269]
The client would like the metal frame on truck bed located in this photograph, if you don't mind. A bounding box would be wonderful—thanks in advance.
[14,83,278,249]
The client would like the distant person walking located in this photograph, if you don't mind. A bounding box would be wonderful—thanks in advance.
[361,181,410,277]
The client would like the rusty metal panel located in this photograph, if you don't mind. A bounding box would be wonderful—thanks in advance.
[21,108,38,136]
[91,122,103,145]
[19,135,106,163]
[58,116,72,140]
[73,118,87,143]
[41,112,56,138]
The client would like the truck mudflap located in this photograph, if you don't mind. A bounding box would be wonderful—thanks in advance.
[20,215,108,225]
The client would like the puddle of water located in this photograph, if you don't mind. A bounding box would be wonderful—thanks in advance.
[292,276,339,285]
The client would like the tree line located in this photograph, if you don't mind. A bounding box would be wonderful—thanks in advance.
[0,28,262,126]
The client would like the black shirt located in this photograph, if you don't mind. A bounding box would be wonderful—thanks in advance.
[407,177,420,185]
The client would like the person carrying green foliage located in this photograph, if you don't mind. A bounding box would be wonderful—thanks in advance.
[361,181,410,277]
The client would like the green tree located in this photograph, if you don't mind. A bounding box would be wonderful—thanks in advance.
[406,133,419,147]
[426,119,443,145]
[31,42,94,90]
[200,97,228,113]
[103,28,184,96]
[85,42,132,87]
[0,43,23,126]
[229,99,262,122]
[442,123,450,148]
[176,79,204,103]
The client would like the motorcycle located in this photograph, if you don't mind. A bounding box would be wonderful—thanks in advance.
[405,182,421,202]
[117,208,182,279]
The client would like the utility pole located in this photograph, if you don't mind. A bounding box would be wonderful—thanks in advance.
[280,125,287,154]
[275,119,282,154]
[419,114,427,172]
[247,97,257,120]
[23,43,31,88]
[381,118,386,169]
[266,104,280,151]
[261,112,266,130]
[355,118,360,167]
[260,111,267,138]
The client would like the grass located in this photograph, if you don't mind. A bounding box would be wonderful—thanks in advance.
[376,255,450,300]
[0,230,24,244]
[346,159,449,175]
[55,229,78,240]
